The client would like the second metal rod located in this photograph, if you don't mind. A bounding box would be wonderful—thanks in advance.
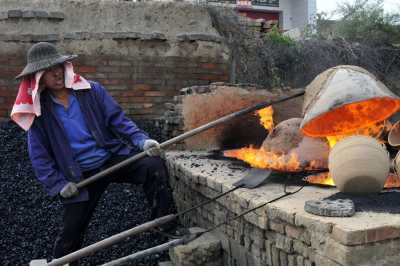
[77,90,305,189]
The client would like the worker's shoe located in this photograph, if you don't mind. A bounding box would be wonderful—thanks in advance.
[155,221,190,239]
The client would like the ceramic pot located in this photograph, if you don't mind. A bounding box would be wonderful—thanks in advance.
[262,118,329,169]
[328,136,390,195]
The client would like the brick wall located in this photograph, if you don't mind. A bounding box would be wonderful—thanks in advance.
[0,53,229,122]
[167,151,400,266]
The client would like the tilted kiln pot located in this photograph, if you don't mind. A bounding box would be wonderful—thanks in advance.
[301,65,400,137]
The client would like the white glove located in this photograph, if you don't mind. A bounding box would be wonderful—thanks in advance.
[143,139,162,156]
[60,182,79,198]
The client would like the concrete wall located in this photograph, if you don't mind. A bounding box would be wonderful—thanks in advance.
[0,0,230,121]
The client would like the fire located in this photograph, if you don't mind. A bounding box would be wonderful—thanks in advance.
[225,102,400,189]
[224,106,325,172]
[225,107,302,171]
[385,173,400,188]
[325,121,388,148]
[305,172,400,189]
[303,172,335,186]
[302,98,400,137]
[224,147,302,171]
[256,106,274,132]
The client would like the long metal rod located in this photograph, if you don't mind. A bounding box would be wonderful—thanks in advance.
[77,90,305,189]
[46,214,177,266]
[100,238,185,266]
[103,186,306,266]
[48,91,305,266]
[46,187,239,266]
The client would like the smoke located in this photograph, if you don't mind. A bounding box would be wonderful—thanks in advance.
[291,137,329,169]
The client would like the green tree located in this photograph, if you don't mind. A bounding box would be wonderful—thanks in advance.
[334,0,400,45]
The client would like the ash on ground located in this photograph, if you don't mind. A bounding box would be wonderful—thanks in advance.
[0,121,169,266]
[325,191,400,214]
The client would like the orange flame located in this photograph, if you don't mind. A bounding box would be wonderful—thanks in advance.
[225,102,400,188]
[326,121,388,148]
[256,106,274,132]
[225,106,325,172]
[224,147,301,171]
[302,98,400,137]
[305,172,400,188]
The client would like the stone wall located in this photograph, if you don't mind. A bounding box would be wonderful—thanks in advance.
[166,151,400,266]
[0,1,230,122]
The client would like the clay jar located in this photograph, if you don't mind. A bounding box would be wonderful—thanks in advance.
[328,136,390,195]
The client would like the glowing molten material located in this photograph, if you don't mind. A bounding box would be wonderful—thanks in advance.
[302,98,400,138]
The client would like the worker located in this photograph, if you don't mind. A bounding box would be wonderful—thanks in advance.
[11,42,175,265]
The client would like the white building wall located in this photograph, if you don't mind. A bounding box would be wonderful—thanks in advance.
[250,0,316,30]
[307,0,317,24]
[290,0,308,30]
[250,0,292,29]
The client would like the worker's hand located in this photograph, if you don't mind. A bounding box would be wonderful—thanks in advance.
[143,139,162,156]
[60,182,79,198]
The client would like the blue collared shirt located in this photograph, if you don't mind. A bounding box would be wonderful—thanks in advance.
[28,81,150,203]
[50,92,110,171]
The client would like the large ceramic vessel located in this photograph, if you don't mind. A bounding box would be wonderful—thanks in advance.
[301,65,400,137]
[328,136,390,195]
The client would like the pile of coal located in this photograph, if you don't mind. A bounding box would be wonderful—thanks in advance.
[0,121,169,266]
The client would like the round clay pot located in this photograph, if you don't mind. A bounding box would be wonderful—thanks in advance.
[262,118,329,169]
[262,118,303,155]
[328,136,390,195]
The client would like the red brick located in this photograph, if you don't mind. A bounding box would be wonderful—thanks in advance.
[144,91,166,97]
[121,90,145,97]
[366,226,400,243]
[132,84,152,91]
[143,103,154,108]
[198,74,227,81]
[117,96,148,103]
[99,79,121,85]
[0,71,18,78]
[75,66,96,73]
[285,225,304,239]
[200,63,218,70]
[5,97,17,105]
[269,221,285,234]
[0,109,9,117]
[129,97,149,103]
[0,57,25,66]
[0,89,13,97]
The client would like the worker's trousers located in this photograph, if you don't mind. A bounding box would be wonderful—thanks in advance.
[52,154,175,264]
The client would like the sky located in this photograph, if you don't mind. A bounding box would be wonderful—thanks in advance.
[317,0,400,18]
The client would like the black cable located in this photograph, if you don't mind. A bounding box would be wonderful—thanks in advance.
[199,180,305,236]
[169,175,305,239]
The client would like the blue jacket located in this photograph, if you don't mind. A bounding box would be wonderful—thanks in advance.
[27,81,150,203]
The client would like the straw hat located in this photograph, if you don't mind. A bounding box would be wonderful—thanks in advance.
[15,42,77,79]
